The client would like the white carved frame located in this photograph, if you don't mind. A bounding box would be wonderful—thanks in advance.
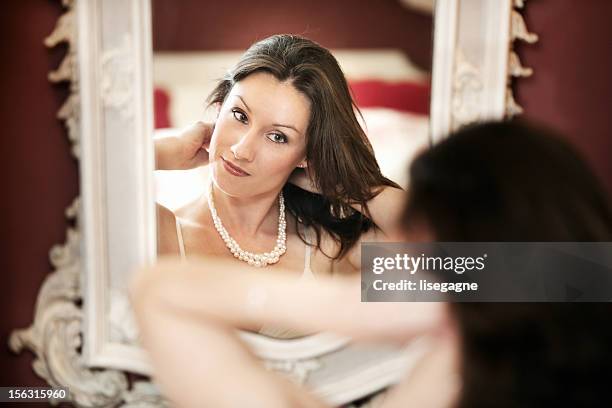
[431,0,538,143]
[77,0,157,374]
[10,0,537,406]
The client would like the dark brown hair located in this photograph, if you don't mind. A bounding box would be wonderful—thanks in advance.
[208,34,399,259]
[402,120,612,407]
[402,121,612,241]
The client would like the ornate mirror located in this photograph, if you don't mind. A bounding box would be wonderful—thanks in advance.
[10,0,537,405]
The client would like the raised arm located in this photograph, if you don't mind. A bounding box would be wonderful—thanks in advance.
[129,257,449,407]
[354,185,406,238]
[154,122,213,170]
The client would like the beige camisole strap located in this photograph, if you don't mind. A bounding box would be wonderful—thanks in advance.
[175,217,186,260]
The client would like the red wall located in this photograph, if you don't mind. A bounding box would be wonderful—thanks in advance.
[514,0,612,196]
[0,0,78,390]
[0,0,610,392]
[152,0,434,70]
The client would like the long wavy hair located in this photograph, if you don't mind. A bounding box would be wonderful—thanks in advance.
[208,34,399,259]
[401,121,612,407]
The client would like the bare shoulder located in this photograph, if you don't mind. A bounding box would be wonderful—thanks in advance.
[173,195,207,221]
[156,203,180,256]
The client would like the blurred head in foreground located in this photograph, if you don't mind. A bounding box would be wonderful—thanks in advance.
[402,120,612,407]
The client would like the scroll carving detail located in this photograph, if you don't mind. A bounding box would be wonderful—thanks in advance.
[451,50,483,130]
[101,34,136,120]
[507,0,538,117]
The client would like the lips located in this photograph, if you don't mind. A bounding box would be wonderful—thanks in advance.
[221,156,250,177]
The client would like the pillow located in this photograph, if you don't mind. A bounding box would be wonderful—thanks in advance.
[349,80,430,115]
[154,87,172,129]
[359,108,430,189]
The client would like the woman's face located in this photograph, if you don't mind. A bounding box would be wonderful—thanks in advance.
[209,71,310,199]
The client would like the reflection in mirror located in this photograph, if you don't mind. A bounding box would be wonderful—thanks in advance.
[151,0,433,339]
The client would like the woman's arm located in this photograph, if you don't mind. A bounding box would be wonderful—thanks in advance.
[352,185,406,238]
[131,257,446,343]
[156,203,180,256]
[132,279,325,407]
[155,122,213,170]
[130,257,449,407]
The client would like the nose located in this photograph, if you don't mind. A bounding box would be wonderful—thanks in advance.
[230,130,257,162]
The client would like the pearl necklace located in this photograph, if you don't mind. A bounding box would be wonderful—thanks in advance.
[208,183,287,267]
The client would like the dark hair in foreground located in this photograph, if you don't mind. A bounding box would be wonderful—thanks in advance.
[402,121,612,407]
[208,34,399,259]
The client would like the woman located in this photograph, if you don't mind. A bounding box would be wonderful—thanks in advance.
[134,121,612,407]
[156,34,403,288]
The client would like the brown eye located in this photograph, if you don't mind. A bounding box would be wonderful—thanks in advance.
[232,109,248,124]
[267,132,288,144]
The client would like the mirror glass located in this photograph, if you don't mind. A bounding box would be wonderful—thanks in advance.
[152,0,433,210]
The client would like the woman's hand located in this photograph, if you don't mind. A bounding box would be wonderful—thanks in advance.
[155,122,213,170]
[288,167,319,194]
